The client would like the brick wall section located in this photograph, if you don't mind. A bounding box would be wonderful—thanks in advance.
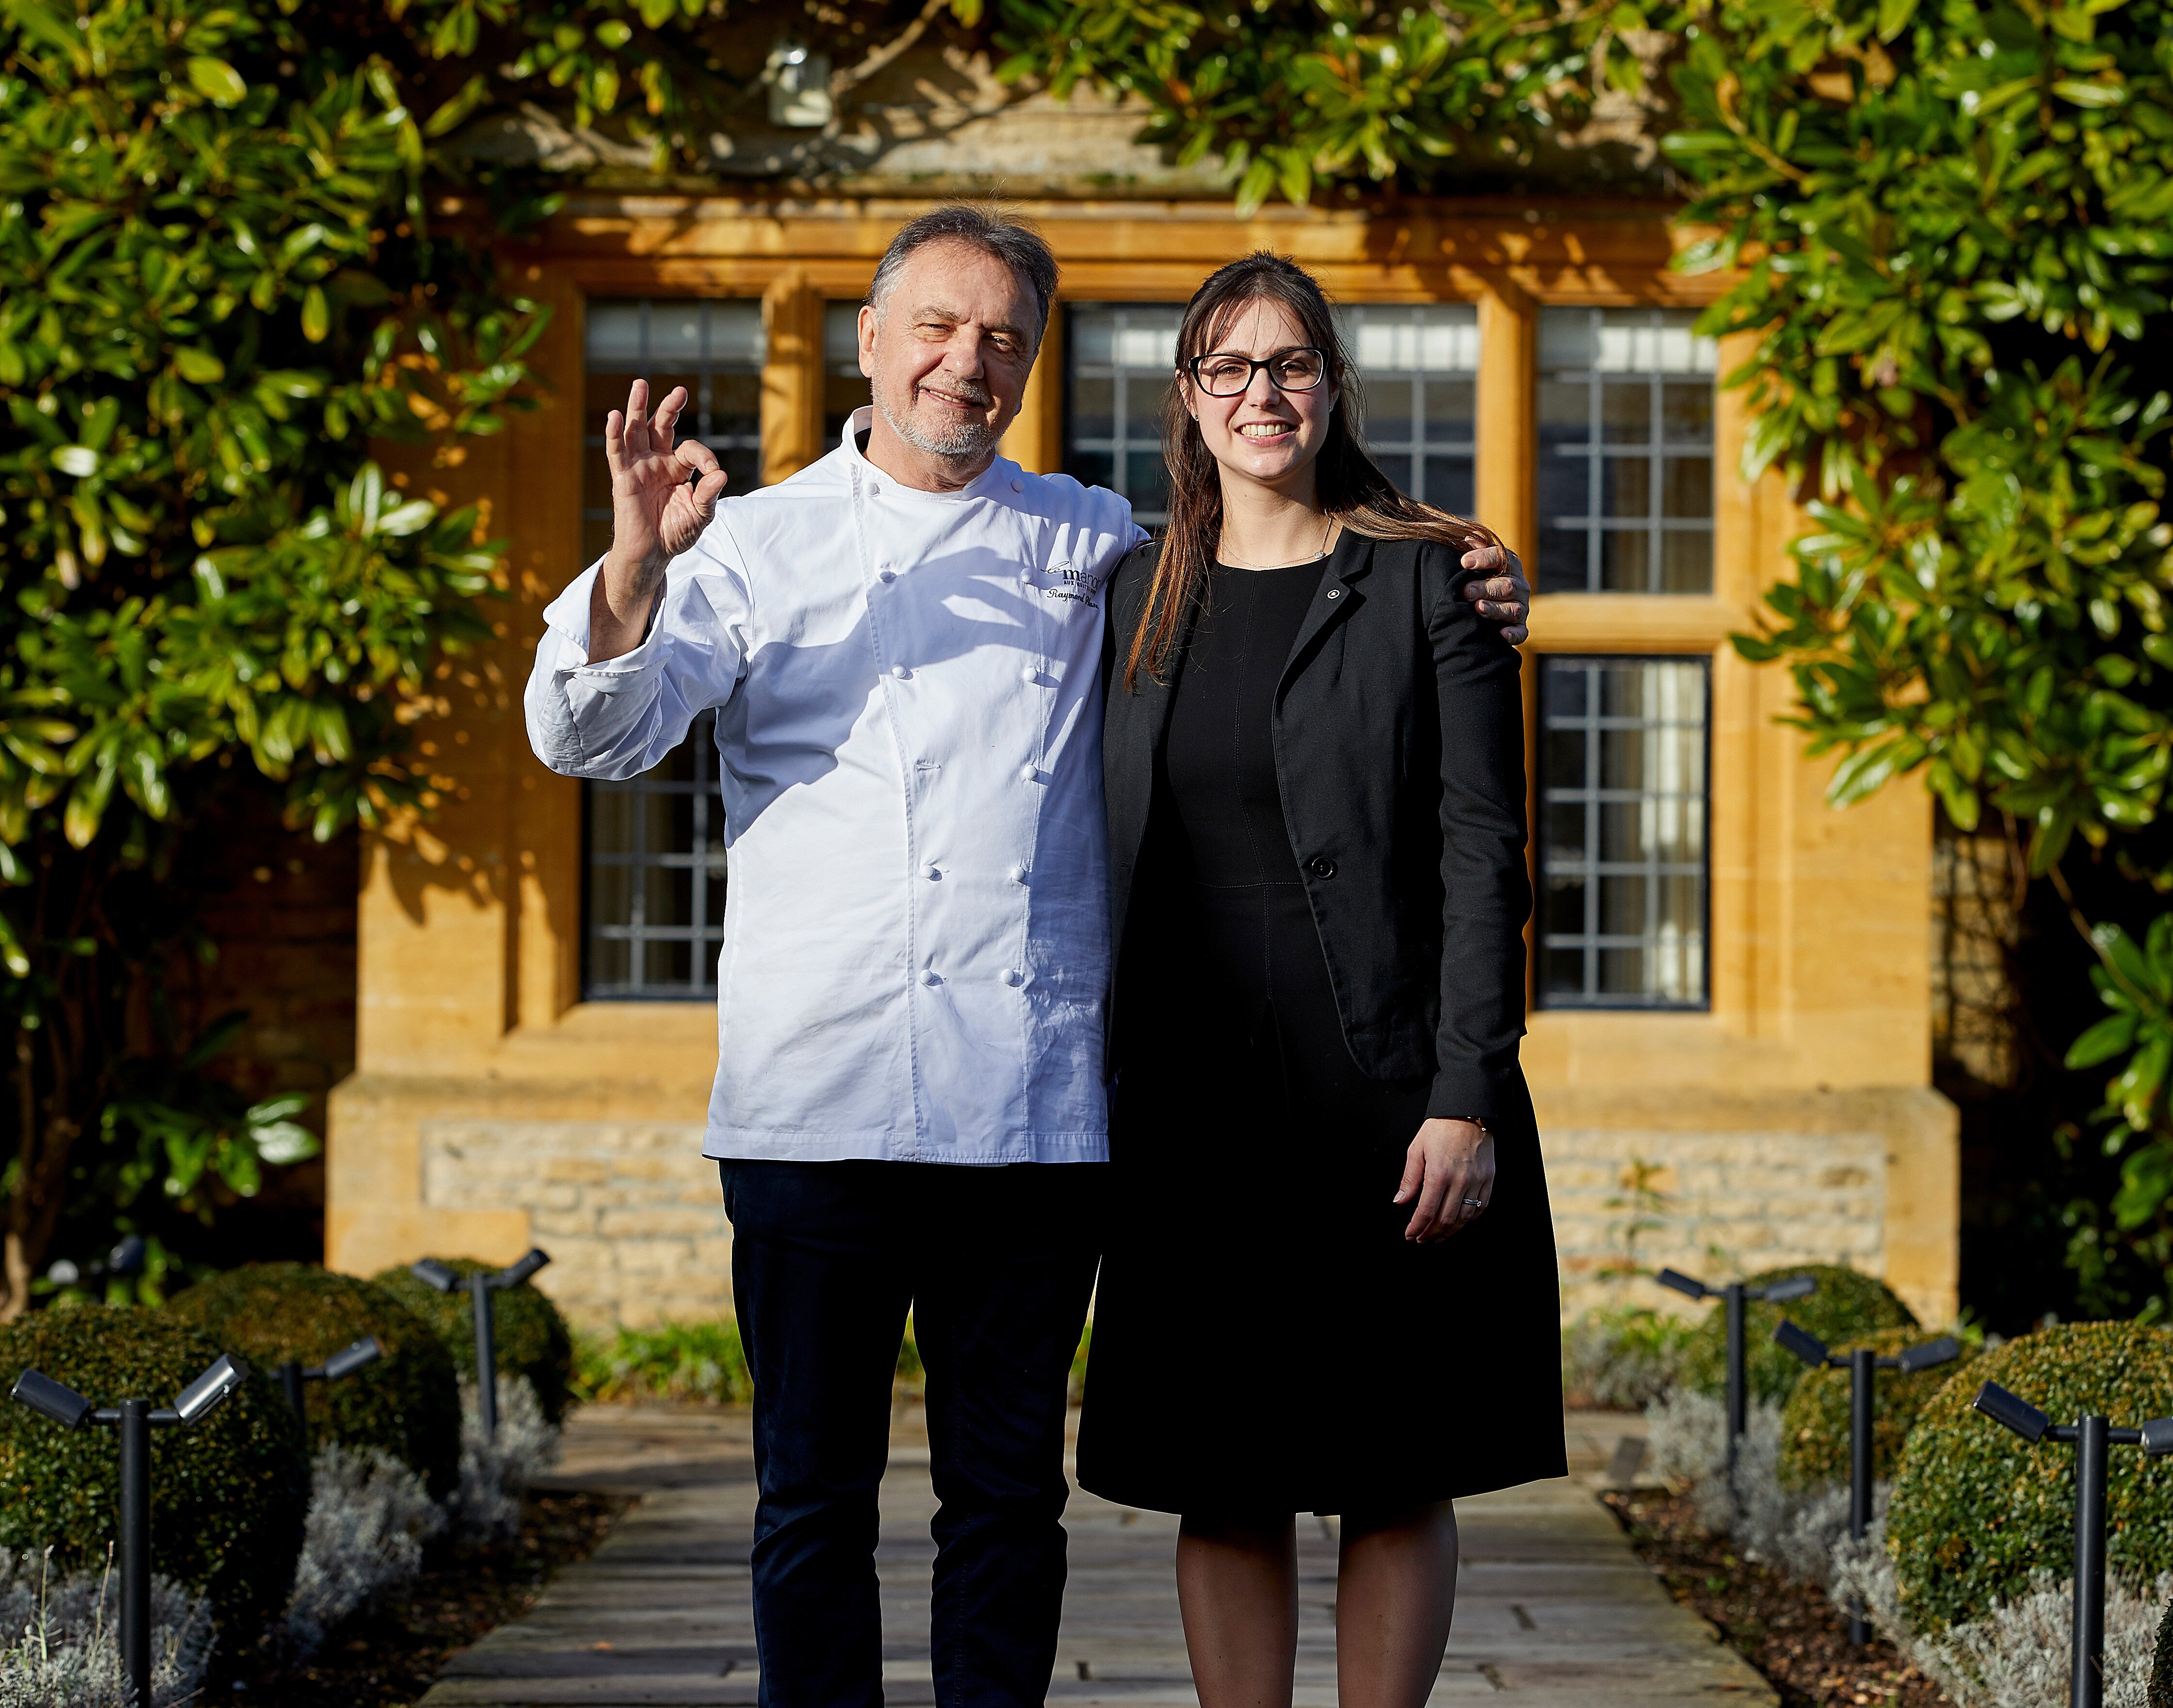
[1547,1127,1888,1320]
[188,800,360,1124]
[181,796,359,1255]
[420,1122,728,1325]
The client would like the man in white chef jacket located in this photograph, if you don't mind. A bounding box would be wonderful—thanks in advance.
[525,206,1529,1708]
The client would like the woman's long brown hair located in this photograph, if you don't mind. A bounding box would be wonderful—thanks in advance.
[1123,252,1497,691]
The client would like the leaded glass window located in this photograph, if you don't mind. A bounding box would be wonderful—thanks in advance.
[825,301,873,451]
[1538,656,1710,1008]
[580,299,761,1000]
[1066,306,1181,526]
[1537,308,1718,594]
[583,301,764,566]
[1341,304,1478,517]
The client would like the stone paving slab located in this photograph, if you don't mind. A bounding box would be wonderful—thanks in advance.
[422,1404,1771,1708]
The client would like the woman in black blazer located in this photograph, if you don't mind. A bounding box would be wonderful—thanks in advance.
[1075,253,1565,1708]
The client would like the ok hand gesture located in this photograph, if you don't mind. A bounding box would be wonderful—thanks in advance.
[592,378,729,661]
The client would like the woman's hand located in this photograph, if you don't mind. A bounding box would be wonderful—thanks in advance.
[1393,1118,1495,1243]
[1458,544,1530,645]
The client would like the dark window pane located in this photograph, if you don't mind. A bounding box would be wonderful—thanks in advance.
[1602,457,1653,519]
[1600,381,1651,445]
[1362,377,1413,435]
[1425,378,1475,430]
[1550,664,1589,719]
[1537,454,1590,525]
[644,937,694,988]
[1547,802,1587,864]
[1600,875,1648,935]
[1598,947,1647,995]
[1537,528,1591,594]
[1663,382,1714,442]
[589,935,631,990]
[1544,947,1587,995]
[1661,532,1714,594]
[1662,457,1713,519]
[1072,450,1115,492]
[1544,729,1588,785]
[1545,874,1589,931]
[1600,530,1653,593]
[1073,375,1115,441]
[824,371,872,447]
[1538,378,1589,433]
[1423,456,1475,516]
[1126,451,1170,514]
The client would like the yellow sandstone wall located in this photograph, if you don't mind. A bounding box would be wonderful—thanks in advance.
[326,193,1957,1330]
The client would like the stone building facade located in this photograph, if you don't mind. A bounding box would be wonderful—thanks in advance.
[321,56,1958,1331]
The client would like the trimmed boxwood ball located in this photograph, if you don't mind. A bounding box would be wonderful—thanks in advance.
[1888,1320,2173,1635]
[168,1263,462,1501]
[1679,1265,1918,1408]
[0,1305,308,1646]
[1776,1325,1976,1490]
[373,1257,575,1425]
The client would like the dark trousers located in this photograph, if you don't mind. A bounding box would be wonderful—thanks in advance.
[718,1159,1103,1708]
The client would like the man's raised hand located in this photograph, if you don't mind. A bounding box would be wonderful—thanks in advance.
[591,378,728,661]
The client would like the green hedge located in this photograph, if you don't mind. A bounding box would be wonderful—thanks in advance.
[1889,1321,2173,1633]
[0,1307,308,1646]
[1679,1266,1918,1407]
[374,1258,575,1425]
[168,1263,461,1500]
[1776,1325,1975,1490]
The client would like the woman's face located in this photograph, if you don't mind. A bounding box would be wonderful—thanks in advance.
[1182,297,1340,495]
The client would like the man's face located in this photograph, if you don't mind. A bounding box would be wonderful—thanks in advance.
[860,241,1040,467]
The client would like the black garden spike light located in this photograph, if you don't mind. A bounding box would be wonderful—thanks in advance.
[1971,1381,2173,1708]
[412,1249,550,1439]
[1655,1267,1818,1489]
[9,1354,246,1708]
[272,1335,384,1428]
[1774,1321,1961,1645]
[44,1235,149,1292]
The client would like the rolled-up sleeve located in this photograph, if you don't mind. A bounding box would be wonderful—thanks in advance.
[524,525,754,781]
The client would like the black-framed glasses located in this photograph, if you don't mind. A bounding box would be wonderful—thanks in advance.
[1184,346,1329,398]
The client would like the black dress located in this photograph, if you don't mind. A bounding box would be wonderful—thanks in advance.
[1075,559,1564,1517]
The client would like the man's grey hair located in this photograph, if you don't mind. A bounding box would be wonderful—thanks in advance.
[866,206,1060,347]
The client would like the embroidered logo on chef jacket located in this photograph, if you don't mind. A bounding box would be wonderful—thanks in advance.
[1027,556,1108,608]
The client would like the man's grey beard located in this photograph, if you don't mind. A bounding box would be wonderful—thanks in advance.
[877,378,998,463]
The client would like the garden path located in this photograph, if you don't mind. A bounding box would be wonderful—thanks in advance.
[418,1405,1774,1708]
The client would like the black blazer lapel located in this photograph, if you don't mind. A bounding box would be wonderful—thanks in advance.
[1278,528,1376,699]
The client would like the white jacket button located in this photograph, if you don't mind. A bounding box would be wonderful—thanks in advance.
[1010,864,1029,884]
[921,968,940,986]
[1020,666,1039,685]
[878,569,897,583]
[924,864,941,880]
[1001,968,1023,986]
[1019,764,1038,783]
[892,665,911,680]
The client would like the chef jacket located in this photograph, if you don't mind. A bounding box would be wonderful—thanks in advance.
[525,408,1147,1164]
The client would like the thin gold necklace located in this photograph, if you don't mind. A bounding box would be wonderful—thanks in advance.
[1221,516,1337,571]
